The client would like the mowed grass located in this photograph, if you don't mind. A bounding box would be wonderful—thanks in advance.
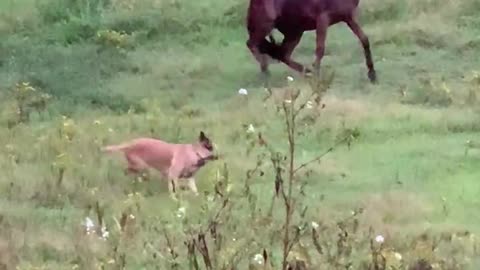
[1,0,480,268]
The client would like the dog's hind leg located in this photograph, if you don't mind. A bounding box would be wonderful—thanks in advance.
[125,154,149,182]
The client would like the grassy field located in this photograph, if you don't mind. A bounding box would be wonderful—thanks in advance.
[1,0,480,269]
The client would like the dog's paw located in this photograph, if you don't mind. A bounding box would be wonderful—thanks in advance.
[169,193,179,202]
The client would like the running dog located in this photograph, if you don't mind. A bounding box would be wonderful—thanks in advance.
[102,131,218,199]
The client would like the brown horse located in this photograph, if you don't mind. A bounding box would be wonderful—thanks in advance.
[246,0,377,83]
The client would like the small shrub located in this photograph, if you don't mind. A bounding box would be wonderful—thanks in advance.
[464,71,480,106]
[401,77,453,107]
[52,17,99,44]
[359,0,407,25]
[37,0,110,24]
[95,29,134,49]
[2,81,52,128]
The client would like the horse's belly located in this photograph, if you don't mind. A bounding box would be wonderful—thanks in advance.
[276,16,316,33]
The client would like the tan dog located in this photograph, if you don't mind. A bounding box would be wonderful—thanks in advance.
[102,131,218,199]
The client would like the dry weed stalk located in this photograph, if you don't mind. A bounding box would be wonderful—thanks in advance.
[255,70,363,269]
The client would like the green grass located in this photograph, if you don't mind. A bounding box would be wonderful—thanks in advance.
[1,0,480,269]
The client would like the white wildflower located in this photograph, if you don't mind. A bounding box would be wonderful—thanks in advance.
[101,226,109,240]
[284,99,292,104]
[287,76,294,82]
[232,238,236,242]
[394,252,402,261]
[129,214,136,219]
[375,235,385,244]
[246,124,255,133]
[82,217,95,234]
[306,100,314,109]
[253,253,264,265]
[176,207,186,218]
[311,221,319,229]
[238,88,248,95]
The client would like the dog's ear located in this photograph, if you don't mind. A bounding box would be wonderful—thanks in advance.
[199,131,213,151]
[199,131,208,142]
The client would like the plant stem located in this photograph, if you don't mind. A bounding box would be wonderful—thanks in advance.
[282,101,296,270]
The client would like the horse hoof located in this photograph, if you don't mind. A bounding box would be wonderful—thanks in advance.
[368,70,377,84]
[304,69,313,77]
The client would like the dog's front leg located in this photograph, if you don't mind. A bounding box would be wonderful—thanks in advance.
[187,178,199,196]
[168,178,179,201]
[167,165,182,201]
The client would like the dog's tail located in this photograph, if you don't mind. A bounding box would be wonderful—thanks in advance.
[101,143,132,153]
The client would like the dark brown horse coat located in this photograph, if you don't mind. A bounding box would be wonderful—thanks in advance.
[246,0,377,83]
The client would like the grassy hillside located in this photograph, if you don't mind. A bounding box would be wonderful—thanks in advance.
[1,0,480,269]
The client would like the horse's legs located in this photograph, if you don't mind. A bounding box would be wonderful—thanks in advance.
[278,32,309,74]
[314,14,330,77]
[345,16,377,83]
[246,24,274,74]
